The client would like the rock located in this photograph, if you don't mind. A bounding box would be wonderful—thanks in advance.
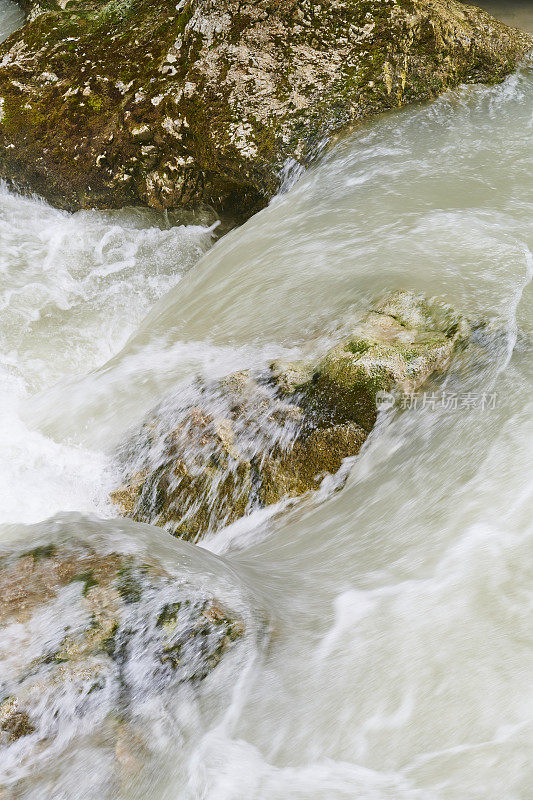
[0,1,531,218]
[257,422,368,507]
[0,530,246,793]
[306,290,471,430]
[112,372,305,541]
[0,701,34,742]
[111,291,471,539]
[270,359,315,396]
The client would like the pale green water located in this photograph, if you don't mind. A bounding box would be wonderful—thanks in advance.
[0,2,532,799]
[473,0,533,30]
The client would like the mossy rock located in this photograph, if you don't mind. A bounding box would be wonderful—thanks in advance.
[0,533,246,789]
[305,290,471,430]
[111,291,471,539]
[0,0,531,217]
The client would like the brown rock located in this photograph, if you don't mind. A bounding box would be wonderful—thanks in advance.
[112,291,471,539]
[0,1,530,217]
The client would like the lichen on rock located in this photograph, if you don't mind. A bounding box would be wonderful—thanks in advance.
[111,290,471,540]
[0,0,531,217]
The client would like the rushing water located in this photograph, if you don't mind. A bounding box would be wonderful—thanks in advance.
[0,0,22,40]
[1,1,532,798]
[474,0,533,31]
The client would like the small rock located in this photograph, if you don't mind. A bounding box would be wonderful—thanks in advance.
[112,291,471,539]
[0,531,247,793]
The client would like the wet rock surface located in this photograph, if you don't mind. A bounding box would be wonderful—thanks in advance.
[0,0,531,217]
[0,526,246,796]
[112,291,471,540]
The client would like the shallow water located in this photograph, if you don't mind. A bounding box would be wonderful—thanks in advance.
[1,1,532,798]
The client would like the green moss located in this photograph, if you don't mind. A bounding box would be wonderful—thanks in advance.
[70,571,99,596]
[347,340,371,356]
[101,622,120,657]
[115,564,143,604]
[96,0,139,26]
[156,601,184,628]
[400,347,422,361]
[23,544,56,561]
[86,94,103,111]
[175,1,194,35]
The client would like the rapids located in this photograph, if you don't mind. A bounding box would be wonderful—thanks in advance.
[0,1,532,798]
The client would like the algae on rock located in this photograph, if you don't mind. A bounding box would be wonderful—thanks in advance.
[0,0,531,216]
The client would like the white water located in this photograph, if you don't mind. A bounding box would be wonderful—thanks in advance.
[1,1,532,798]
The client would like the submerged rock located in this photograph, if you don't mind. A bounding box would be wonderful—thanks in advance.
[111,291,471,540]
[0,1,531,217]
[0,526,246,795]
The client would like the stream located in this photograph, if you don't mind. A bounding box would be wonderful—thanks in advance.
[0,1,532,798]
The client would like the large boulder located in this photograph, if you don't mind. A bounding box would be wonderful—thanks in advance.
[0,522,248,796]
[0,0,531,217]
[111,291,471,540]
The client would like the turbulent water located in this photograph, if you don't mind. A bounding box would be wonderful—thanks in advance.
[1,1,532,798]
